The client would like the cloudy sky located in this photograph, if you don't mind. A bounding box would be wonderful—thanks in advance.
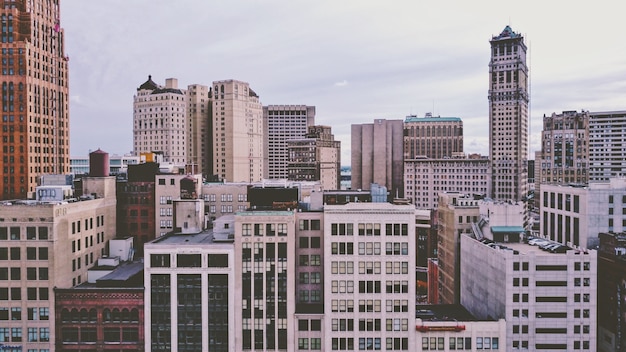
[61,0,626,164]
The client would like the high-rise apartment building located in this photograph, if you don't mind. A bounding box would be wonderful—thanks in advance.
[536,110,589,195]
[0,0,70,200]
[186,84,211,177]
[403,114,463,159]
[489,26,529,202]
[212,79,264,183]
[288,125,341,190]
[323,202,416,351]
[351,119,404,199]
[133,76,187,165]
[264,105,315,179]
[588,110,626,182]
[598,231,626,352]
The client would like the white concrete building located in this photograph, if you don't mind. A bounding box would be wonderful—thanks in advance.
[404,156,490,210]
[323,202,416,351]
[540,178,626,249]
[461,231,597,350]
[589,110,626,182]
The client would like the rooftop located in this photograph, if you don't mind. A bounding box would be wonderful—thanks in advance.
[150,229,227,246]
[405,116,461,123]
[416,304,491,321]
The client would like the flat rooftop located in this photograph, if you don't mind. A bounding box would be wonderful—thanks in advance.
[150,229,224,245]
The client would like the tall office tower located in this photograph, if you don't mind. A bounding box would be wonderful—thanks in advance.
[489,26,529,202]
[437,192,480,304]
[0,0,69,200]
[186,84,211,176]
[351,119,404,199]
[324,202,416,351]
[589,110,626,182]
[598,232,626,352]
[264,105,315,179]
[133,76,187,165]
[0,176,117,351]
[536,111,589,195]
[288,125,341,190]
[234,210,296,350]
[461,229,597,351]
[403,113,464,159]
[144,215,235,351]
[212,79,264,183]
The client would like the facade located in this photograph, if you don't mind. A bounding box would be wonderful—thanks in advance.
[414,305,506,352]
[0,176,117,351]
[461,231,597,351]
[536,110,589,196]
[288,125,341,191]
[597,231,626,352]
[323,202,416,351]
[186,84,211,177]
[403,114,464,159]
[351,119,404,199]
[200,182,249,224]
[0,0,70,200]
[539,178,626,249]
[211,79,264,183]
[264,105,315,180]
[588,110,626,182]
[488,26,529,202]
[404,155,490,210]
[234,210,297,350]
[133,76,187,165]
[437,192,480,304]
[55,261,144,352]
[144,230,235,351]
[154,173,201,238]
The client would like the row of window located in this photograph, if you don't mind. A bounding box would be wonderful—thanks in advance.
[62,327,139,343]
[330,223,409,236]
[0,246,48,260]
[0,327,49,343]
[60,308,140,323]
[422,336,499,350]
[331,242,409,256]
[241,223,288,236]
[0,226,48,240]
[0,287,49,300]
[150,253,229,268]
[331,337,408,350]
[0,307,48,321]
[71,215,104,234]
[329,318,409,332]
[201,193,248,202]
[329,299,408,313]
[0,267,47,280]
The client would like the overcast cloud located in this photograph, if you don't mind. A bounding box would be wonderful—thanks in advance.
[62,0,626,165]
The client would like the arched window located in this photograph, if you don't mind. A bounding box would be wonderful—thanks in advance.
[121,308,130,322]
[61,308,70,323]
[103,308,111,322]
[112,308,120,322]
[130,308,139,322]
[88,309,97,322]
[80,308,88,322]
[70,308,79,322]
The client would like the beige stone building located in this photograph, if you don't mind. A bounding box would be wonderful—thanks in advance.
[186,84,211,177]
[133,76,188,165]
[489,26,529,202]
[437,192,480,304]
[212,79,264,183]
[154,173,202,238]
[403,114,464,159]
[0,176,117,351]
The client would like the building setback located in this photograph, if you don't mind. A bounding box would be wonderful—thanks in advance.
[351,119,404,199]
[0,0,70,200]
[264,105,315,180]
[489,26,529,202]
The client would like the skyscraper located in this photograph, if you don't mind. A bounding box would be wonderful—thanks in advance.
[288,125,341,190]
[133,76,187,165]
[212,80,264,183]
[264,105,315,179]
[489,26,529,202]
[0,0,70,200]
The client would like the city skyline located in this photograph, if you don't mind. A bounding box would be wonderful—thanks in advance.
[62,1,626,164]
